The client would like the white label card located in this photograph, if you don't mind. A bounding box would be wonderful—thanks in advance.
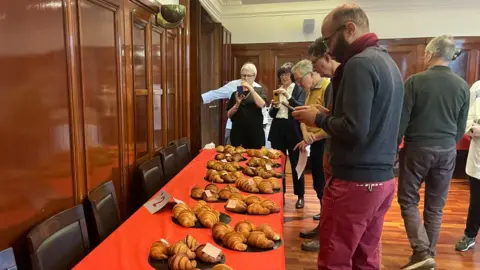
[202,243,222,259]
[173,198,185,205]
[263,156,270,160]
[265,164,272,171]
[226,199,237,208]
[221,159,227,163]
[295,151,308,179]
[160,238,169,245]
[248,178,254,185]
[205,190,212,197]
[144,190,171,214]
[225,153,232,157]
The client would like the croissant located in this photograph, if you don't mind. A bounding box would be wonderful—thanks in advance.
[267,151,281,159]
[221,173,237,183]
[247,231,275,249]
[232,171,243,179]
[225,147,236,155]
[242,167,256,177]
[225,199,247,213]
[184,234,199,251]
[177,210,197,227]
[149,241,169,260]
[207,160,216,169]
[222,232,248,251]
[169,241,196,259]
[168,253,197,270]
[236,178,259,193]
[208,173,223,183]
[247,203,270,215]
[212,222,234,240]
[232,153,244,162]
[192,200,207,214]
[202,190,219,202]
[216,145,225,153]
[230,161,242,169]
[206,169,219,177]
[173,203,190,219]
[258,181,274,194]
[252,176,263,185]
[198,210,220,228]
[247,157,260,167]
[256,167,273,179]
[235,220,256,238]
[268,177,281,190]
[254,150,265,158]
[246,149,256,157]
[223,163,236,172]
[224,185,240,193]
[196,205,220,217]
[218,189,232,200]
[191,186,204,199]
[228,193,244,202]
[255,224,281,241]
[245,195,262,205]
[235,146,246,153]
[270,170,283,178]
[212,162,224,171]
[195,244,223,263]
[260,199,280,213]
[205,183,219,193]
[216,153,226,160]
[212,264,234,270]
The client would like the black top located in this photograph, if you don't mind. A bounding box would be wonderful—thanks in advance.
[398,65,470,148]
[315,47,404,183]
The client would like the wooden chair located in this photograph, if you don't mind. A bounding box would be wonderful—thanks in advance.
[138,156,167,200]
[87,180,121,244]
[158,144,179,182]
[27,205,90,270]
[0,247,17,270]
[172,137,191,170]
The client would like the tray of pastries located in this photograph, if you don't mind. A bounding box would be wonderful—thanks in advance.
[149,234,233,270]
[246,147,282,160]
[204,169,242,184]
[224,194,280,216]
[214,152,246,162]
[206,160,243,173]
[242,166,283,179]
[246,157,281,168]
[172,201,231,228]
[191,184,241,203]
[215,145,246,155]
[235,176,281,194]
[211,221,282,252]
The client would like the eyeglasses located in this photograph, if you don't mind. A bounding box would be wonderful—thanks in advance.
[311,56,322,65]
[323,25,346,46]
[241,74,255,78]
[280,73,291,78]
[295,72,310,83]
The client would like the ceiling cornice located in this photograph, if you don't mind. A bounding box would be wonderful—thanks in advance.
[199,0,222,22]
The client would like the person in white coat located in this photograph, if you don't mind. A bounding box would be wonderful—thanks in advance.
[455,80,480,252]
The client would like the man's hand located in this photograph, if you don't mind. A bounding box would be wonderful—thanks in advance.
[271,100,280,108]
[294,141,308,152]
[293,106,323,127]
[241,81,253,92]
[304,132,316,145]
[235,92,243,105]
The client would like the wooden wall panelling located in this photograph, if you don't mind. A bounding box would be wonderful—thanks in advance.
[180,0,191,144]
[166,29,178,144]
[189,0,202,154]
[219,27,232,144]
[152,26,166,150]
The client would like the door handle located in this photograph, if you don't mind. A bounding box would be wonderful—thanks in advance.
[209,105,217,108]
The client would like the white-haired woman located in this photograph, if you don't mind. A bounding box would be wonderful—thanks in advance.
[227,63,267,149]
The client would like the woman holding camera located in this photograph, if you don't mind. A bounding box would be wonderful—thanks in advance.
[268,62,307,208]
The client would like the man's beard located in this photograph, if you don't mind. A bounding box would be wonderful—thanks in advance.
[331,35,349,62]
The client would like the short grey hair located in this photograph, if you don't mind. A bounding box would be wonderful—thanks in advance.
[241,62,257,75]
[425,35,456,61]
[291,60,313,76]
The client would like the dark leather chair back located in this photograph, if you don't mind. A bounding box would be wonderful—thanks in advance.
[27,205,90,270]
[87,180,121,243]
[138,156,166,199]
[0,247,17,270]
[174,137,191,169]
[158,145,178,182]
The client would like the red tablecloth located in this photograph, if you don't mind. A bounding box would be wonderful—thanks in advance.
[74,150,286,270]
[398,135,470,150]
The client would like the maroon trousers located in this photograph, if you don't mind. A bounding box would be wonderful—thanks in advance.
[318,177,395,270]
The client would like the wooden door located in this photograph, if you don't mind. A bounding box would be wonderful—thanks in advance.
[166,29,179,144]
[152,26,166,150]
[449,37,480,85]
[220,27,232,144]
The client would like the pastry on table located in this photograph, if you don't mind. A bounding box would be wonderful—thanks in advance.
[220,172,236,183]
[228,193,244,202]
[215,153,225,160]
[244,195,262,205]
[184,234,199,250]
[208,173,223,183]
[224,199,247,213]
[172,203,191,219]
[242,166,256,177]
[258,181,274,194]
[229,161,242,170]
[224,185,240,193]
[212,222,234,240]
[207,160,217,169]
[222,231,248,251]
[212,264,234,270]
[212,162,224,171]
[224,146,236,155]
[235,146,246,153]
[202,190,219,202]
[169,240,196,259]
[223,163,236,172]
[256,167,273,179]
[206,169,219,177]
[168,253,197,270]
[216,145,225,153]
[260,199,280,213]
[267,150,281,159]
[205,183,219,193]
[149,241,169,260]
[176,210,197,227]
[192,200,207,214]
[267,177,281,190]
[255,224,281,241]
[247,231,275,249]
[195,244,224,263]
[232,171,242,179]
[247,157,261,167]
[191,186,204,199]
[253,150,265,158]
[235,178,259,193]
[260,146,269,156]
[218,189,233,200]
[246,149,256,157]
[235,220,256,238]
[247,202,270,215]
[252,176,263,185]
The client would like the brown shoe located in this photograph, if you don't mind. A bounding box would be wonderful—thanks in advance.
[400,252,436,270]
[301,240,319,252]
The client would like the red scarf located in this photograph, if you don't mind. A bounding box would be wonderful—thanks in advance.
[329,33,379,113]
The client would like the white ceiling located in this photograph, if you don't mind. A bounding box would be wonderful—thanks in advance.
[240,0,324,4]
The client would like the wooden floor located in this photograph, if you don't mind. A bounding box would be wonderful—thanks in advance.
[283,174,480,270]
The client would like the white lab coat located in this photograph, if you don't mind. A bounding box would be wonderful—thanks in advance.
[465,81,480,179]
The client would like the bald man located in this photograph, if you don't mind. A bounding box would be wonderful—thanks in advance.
[293,5,403,269]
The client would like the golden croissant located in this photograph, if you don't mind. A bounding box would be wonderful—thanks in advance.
[168,253,197,270]
[184,234,199,250]
[252,176,263,185]
[221,173,237,183]
[225,147,235,155]
[232,171,243,179]
[169,241,196,259]
[247,157,260,167]
[215,153,225,160]
[267,151,281,159]
[212,264,234,270]
[225,199,247,213]
[246,149,256,157]
[192,200,207,214]
[258,181,274,194]
[197,209,220,228]
[247,231,275,249]
[149,241,169,260]
[207,160,216,169]
[216,145,225,153]
[255,224,281,241]
[261,199,280,213]
[206,169,219,177]
[235,146,246,153]
[205,183,219,193]
[191,186,204,199]
[228,193,245,202]
[223,163,236,172]
[267,177,281,190]
[224,184,240,193]
[196,205,220,218]
[177,210,197,227]
[247,203,270,215]
[212,222,234,240]
[236,178,259,193]
[218,189,232,200]
[245,195,262,205]
[242,166,256,177]
[212,162,224,171]
[202,191,219,202]
[222,232,248,251]
[172,203,190,219]
[195,244,223,263]
[208,173,223,183]
[235,220,256,238]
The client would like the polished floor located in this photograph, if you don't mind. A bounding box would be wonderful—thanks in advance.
[283,174,480,270]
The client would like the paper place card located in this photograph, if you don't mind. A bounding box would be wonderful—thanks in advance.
[225,153,232,157]
[263,156,270,160]
[160,238,169,245]
[205,190,212,197]
[265,164,272,171]
[221,159,227,163]
[226,199,237,209]
[144,190,171,214]
[248,178,254,185]
[173,198,185,205]
[295,151,308,178]
[202,243,221,259]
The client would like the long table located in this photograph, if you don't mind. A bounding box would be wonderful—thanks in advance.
[74,149,286,270]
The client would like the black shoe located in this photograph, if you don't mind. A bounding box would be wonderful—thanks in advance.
[295,198,304,209]
[299,228,318,239]
[301,240,320,252]
[313,213,320,220]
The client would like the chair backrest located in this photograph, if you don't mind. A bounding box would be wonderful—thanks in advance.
[158,145,178,182]
[0,247,17,270]
[174,137,191,169]
[87,180,121,243]
[138,156,166,199]
[27,205,90,270]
